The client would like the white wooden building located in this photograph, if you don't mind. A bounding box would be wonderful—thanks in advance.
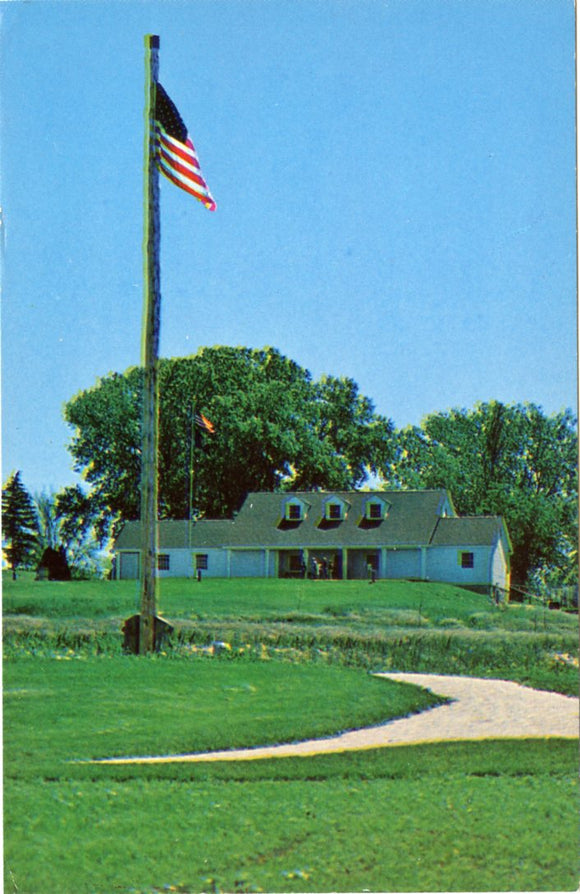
[113,489,511,594]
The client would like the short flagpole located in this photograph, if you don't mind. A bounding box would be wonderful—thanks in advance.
[139,33,161,654]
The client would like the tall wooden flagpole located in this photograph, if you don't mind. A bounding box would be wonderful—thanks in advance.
[140,34,161,654]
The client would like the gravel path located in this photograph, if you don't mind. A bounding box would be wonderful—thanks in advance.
[97,673,579,765]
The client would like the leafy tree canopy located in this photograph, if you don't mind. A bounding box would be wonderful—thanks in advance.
[2,471,39,578]
[379,401,578,588]
[64,346,396,526]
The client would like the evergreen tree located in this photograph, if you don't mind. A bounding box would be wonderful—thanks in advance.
[2,471,39,579]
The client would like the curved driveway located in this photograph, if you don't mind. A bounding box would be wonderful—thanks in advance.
[96,673,579,765]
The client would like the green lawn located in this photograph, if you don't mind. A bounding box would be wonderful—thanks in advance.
[7,766,578,893]
[4,575,579,892]
[3,652,579,893]
[4,573,577,631]
[4,658,445,775]
[4,575,578,694]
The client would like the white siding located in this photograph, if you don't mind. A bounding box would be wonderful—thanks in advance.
[427,545,492,585]
[117,548,231,579]
[156,549,192,578]
[229,550,265,577]
[119,551,140,580]
[384,548,422,579]
[491,539,509,589]
[266,550,277,578]
[193,549,228,578]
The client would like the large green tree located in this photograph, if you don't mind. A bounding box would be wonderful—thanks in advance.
[64,346,395,526]
[380,401,578,588]
[2,471,39,579]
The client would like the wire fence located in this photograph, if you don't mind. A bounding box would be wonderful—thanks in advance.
[501,583,578,610]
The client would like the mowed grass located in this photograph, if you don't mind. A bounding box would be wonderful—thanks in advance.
[3,652,579,893]
[6,752,578,894]
[4,574,578,694]
[3,658,445,775]
[4,651,579,894]
[4,572,577,629]
[4,575,579,892]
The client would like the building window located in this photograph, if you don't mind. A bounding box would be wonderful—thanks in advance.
[368,502,383,520]
[460,551,474,569]
[157,554,170,571]
[195,554,208,570]
[327,502,343,520]
[287,503,302,521]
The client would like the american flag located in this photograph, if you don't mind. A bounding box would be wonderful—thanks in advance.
[154,83,216,211]
[195,413,215,434]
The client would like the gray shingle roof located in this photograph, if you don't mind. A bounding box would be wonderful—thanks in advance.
[429,516,508,548]
[114,489,481,551]
[114,519,235,550]
[229,490,449,547]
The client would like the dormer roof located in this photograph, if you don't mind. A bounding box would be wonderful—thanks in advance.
[229,489,454,547]
[113,489,513,555]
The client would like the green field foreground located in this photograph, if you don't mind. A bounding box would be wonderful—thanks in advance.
[4,576,579,892]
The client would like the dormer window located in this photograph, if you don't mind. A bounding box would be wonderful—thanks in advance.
[281,497,309,527]
[287,503,302,521]
[318,496,349,528]
[359,497,389,527]
[365,498,388,521]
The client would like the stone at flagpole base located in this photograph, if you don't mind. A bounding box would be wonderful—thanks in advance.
[122,614,174,654]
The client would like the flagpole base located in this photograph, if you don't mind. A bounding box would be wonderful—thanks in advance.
[122,614,174,654]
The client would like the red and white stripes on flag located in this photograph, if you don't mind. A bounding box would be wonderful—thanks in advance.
[195,413,215,434]
[154,83,216,211]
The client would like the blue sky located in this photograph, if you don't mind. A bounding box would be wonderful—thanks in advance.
[1,0,577,496]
